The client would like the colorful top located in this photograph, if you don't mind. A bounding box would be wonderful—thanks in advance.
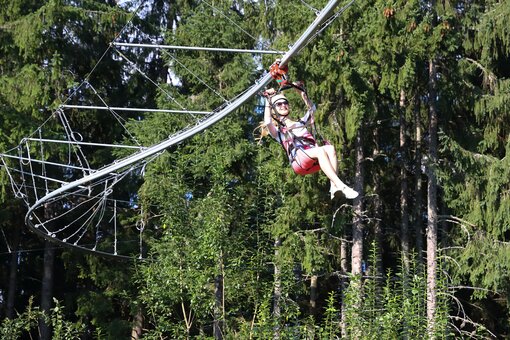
[273,105,317,162]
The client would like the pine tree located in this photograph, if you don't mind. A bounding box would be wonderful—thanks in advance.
[2,0,509,337]
[0,1,154,337]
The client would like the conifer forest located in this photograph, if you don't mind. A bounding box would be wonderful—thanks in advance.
[1,0,510,339]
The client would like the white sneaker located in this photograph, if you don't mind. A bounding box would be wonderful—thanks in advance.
[340,185,359,199]
[330,184,340,200]
[331,183,359,200]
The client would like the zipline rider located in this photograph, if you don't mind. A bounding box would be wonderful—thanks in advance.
[262,63,358,200]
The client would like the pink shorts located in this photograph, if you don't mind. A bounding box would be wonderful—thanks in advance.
[291,150,321,175]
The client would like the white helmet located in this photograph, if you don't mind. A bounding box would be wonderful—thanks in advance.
[271,93,287,106]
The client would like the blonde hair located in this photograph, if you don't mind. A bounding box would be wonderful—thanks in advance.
[254,121,270,145]
[254,114,282,145]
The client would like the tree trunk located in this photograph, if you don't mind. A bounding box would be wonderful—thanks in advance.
[340,239,349,274]
[426,56,439,337]
[414,98,424,263]
[347,128,365,339]
[340,238,348,338]
[310,275,318,313]
[213,255,224,340]
[351,129,364,275]
[400,89,410,272]
[5,226,21,320]
[372,126,384,287]
[39,240,55,340]
[273,238,282,339]
[131,307,143,340]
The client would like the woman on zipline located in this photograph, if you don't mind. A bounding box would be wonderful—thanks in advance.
[262,84,359,200]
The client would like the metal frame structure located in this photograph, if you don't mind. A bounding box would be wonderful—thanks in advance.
[20,0,344,258]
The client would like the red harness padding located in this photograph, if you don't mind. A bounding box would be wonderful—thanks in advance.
[278,129,328,176]
[290,137,332,176]
[291,148,322,175]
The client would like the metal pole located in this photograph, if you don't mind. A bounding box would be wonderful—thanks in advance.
[0,152,95,171]
[7,167,87,188]
[61,104,210,115]
[24,138,143,149]
[112,42,285,55]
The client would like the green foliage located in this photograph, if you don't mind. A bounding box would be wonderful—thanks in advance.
[440,135,510,299]
[0,64,51,112]
[249,293,277,339]
[319,291,341,339]
[61,254,137,339]
[2,0,510,338]
[50,298,87,340]
[131,0,510,337]
[475,78,510,152]
[339,248,487,339]
[473,0,510,63]
[0,297,84,340]
[0,2,147,338]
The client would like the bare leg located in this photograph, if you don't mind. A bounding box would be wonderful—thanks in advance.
[298,146,345,188]
[323,144,338,173]
[298,146,359,199]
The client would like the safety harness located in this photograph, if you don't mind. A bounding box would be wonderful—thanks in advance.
[275,116,321,174]
[266,60,329,175]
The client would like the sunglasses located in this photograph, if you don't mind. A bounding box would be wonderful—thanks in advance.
[274,100,289,108]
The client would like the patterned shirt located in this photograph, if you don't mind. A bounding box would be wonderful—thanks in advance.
[273,105,317,161]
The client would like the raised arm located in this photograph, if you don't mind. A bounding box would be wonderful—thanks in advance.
[294,82,316,122]
[295,81,313,110]
[263,89,278,139]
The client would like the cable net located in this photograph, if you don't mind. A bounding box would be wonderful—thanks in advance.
[0,0,346,258]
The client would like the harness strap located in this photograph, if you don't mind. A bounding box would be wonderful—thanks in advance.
[278,81,306,93]
[263,75,329,173]
[278,129,317,164]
